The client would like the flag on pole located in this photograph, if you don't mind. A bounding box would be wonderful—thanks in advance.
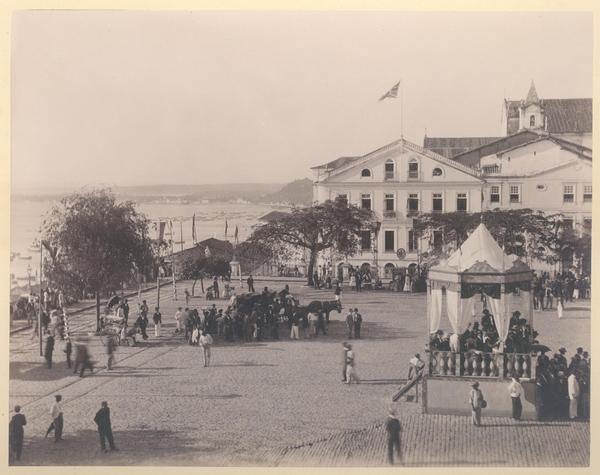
[379,80,401,101]
[234,225,239,243]
[192,213,197,244]
[225,220,228,237]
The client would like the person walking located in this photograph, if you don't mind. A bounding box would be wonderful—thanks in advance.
[184,288,190,306]
[334,282,342,305]
[45,394,64,441]
[247,274,255,293]
[199,330,214,367]
[307,311,317,338]
[44,332,55,369]
[94,401,118,452]
[346,310,354,339]
[345,344,359,383]
[64,337,72,368]
[290,311,300,340]
[105,336,116,371]
[74,341,94,377]
[385,408,402,465]
[342,342,350,382]
[508,376,524,420]
[469,381,485,426]
[568,370,580,419]
[174,307,182,333]
[136,310,149,340]
[122,298,129,325]
[213,276,220,299]
[353,308,363,339]
[153,307,162,337]
[9,406,26,462]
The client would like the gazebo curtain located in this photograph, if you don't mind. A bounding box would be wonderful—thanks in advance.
[428,288,443,333]
[447,290,475,334]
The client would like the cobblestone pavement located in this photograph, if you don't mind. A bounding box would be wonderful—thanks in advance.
[9,281,590,466]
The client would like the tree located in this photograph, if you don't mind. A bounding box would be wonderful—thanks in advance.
[179,255,231,296]
[414,209,557,264]
[41,189,154,331]
[248,196,375,285]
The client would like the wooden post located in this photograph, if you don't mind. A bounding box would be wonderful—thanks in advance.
[38,241,43,356]
[156,273,161,309]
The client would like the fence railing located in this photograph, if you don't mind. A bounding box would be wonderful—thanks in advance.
[428,350,536,380]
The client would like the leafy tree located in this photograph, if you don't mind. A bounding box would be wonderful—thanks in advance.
[248,196,375,285]
[179,256,231,296]
[414,209,558,264]
[41,189,154,331]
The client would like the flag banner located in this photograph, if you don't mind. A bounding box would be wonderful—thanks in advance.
[158,221,166,242]
[192,214,197,243]
[379,80,401,101]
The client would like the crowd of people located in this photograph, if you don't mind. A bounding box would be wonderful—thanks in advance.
[535,346,591,420]
[429,308,537,356]
[532,271,591,310]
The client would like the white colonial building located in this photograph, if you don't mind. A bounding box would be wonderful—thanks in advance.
[312,130,592,278]
[311,138,485,279]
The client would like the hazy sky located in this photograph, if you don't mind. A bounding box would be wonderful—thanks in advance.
[12,10,592,190]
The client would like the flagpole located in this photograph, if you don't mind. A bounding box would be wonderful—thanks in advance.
[38,240,43,356]
[400,79,404,139]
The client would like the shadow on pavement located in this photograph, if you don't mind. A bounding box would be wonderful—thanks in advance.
[14,429,203,466]
[10,361,78,382]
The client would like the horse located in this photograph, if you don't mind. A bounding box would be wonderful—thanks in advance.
[307,300,342,322]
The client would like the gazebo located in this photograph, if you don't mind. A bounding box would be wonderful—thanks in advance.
[422,223,538,417]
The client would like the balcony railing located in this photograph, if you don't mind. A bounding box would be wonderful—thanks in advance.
[482,164,501,175]
[406,209,419,217]
[383,210,397,218]
[428,350,536,380]
[384,172,395,181]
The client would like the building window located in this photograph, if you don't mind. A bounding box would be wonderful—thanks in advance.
[361,230,371,250]
[490,186,500,203]
[432,167,443,177]
[361,193,372,210]
[408,160,419,179]
[407,193,419,214]
[509,185,521,203]
[384,230,395,252]
[432,193,443,212]
[337,193,348,205]
[384,193,395,211]
[530,115,535,127]
[408,229,416,252]
[583,218,592,235]
[562,219,573,232]
[583,185,592,203]
[361,168,371,177]
[563,185,575,203]
[385,160,395,180]
[456,193,468,212]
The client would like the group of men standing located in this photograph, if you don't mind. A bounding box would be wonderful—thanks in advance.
[345,308,363,339]
[10,395,118,463]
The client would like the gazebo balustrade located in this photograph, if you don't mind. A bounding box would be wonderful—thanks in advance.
[427,349,537,380]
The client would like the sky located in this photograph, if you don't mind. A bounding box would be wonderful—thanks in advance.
[11,10,593,190]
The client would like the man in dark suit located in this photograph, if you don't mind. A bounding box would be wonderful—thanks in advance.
[44,332,55,368]
[94,401,118,452]
[9,406,26,462]
[353,308,363,339]
[385,409,402,465]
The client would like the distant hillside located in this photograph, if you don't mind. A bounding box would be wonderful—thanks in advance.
[264,178,312,205]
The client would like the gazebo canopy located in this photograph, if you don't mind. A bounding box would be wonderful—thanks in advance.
[426,223,534,340]
[428,223,533,284]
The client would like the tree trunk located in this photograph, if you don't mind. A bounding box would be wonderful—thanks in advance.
[95,291,101,332]
[307,249,317,286]
[192,279,197,296]
[200,277,205,293]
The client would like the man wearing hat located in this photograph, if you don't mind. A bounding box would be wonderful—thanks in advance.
[45,394,64,441]
[556,348,568,371]
[385,408,402,465]
[469,382,485,426]
[94,401,118,452]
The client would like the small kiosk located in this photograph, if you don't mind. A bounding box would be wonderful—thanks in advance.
[423,223,538,418]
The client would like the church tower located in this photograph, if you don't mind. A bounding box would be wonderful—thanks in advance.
[517,81,545,132]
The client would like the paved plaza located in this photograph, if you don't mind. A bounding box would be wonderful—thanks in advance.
[9,280,590,466]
